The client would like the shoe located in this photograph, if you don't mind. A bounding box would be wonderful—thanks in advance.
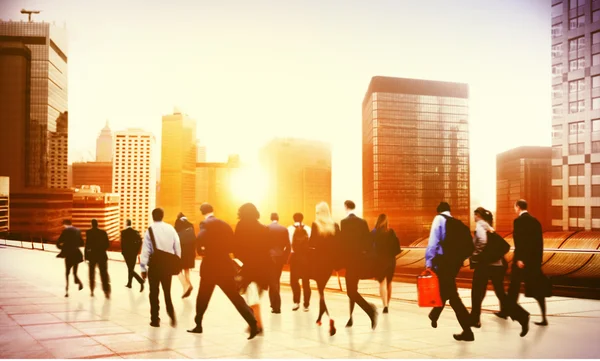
[248,323,259,340]
[90,292,94,297]
[292,303,300,311]
[472,320,481,328]
[105,292,110,300]
[383,307,389,314]
[78,282,83,291]
[140,282,144,293]
[125,284,132,289]
[170,318,177,328]
[329,319,336,336]
[535,320,549,326]
[150,321,160,327]
[271,309,281,314]
[345,318,353,328]
[494,312,508,319]
[64,293,68,298]
[519,315,530,337]
[453,332,475,342]
[187,326,203,334]
[182,286,193,299]
[429,314,438,329]
[303,306,309,312]
[370,304,378,330]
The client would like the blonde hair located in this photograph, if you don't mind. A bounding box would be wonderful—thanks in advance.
[315,202,336,236]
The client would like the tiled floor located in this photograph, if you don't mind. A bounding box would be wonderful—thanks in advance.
[1,245,600,359]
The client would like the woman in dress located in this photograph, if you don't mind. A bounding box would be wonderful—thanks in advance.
[372,214,401,314]
[175,212,196,298]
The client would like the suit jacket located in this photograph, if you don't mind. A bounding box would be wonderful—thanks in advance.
[57,227,84,262]
[267,222,290,260]
[121,227,142,257]
[85,227,110,262]
[196,216,236,280]
[513,212,544,271]
[340,214,371,262]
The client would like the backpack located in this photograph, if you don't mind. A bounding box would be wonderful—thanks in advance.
[439,215,474,263]
[292,225,310,254]
[477,231,510,264]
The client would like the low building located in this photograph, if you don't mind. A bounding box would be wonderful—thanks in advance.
[72,185,120,244]
[72,162,113,193]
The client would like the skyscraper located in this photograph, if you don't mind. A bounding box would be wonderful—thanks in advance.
[195,155,240,225]
[496,146,552,233]
[0,20,68,190]
[96,120,113,162]
[197,142,207,163]
[72,162,113,193]
[159,109,197,224]
[113,129,156,231]
[362,76,470,244]
[260,138,332,226]
[550,1,600,231]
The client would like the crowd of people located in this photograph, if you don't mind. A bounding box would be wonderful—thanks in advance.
[55,198,549,342]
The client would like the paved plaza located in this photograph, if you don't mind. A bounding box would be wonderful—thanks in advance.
[0,245,599,359]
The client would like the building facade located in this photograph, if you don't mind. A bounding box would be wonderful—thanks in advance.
[113,129,156,231]
[159,110,197,224]
[72,185,120,243]
[496,146,553,233]
[0,177,8,235]
[195,156,240,225]
[259,138,332,227]
[0,20,68,189]
[72,162,113,193]
[96,120,113,162]
[362,76,470,244]
[550,0,600,230]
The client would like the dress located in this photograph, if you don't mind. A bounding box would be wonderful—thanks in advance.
[308,222,341,282]
[372,228,400,282]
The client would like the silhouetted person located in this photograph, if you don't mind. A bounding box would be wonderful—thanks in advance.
[188,203,259,340]
[85,219,111,298]
[175,212,195,299]
[425,202,474,341]
[121,219,144,292]
[140,208,181,327]
[287,212,312,311]
[469,207,506,328]
[341,200,378,329]
[57,219,84,297]
[267,212,290,314]
[372,214,401,314]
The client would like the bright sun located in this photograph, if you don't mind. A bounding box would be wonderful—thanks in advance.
[229,167,268,205]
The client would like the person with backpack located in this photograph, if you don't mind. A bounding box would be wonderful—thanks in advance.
[287,212,312,311]
[425,202,474,342]
[469,207,508,328]
[121,219,145,292]
[372,214,401,314]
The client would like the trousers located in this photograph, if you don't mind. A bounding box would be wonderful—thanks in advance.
[148,266,174,323]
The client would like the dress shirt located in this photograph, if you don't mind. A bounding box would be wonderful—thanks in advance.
[287,223,311,253]
[519,210,528,216]
[140,221,181,273]
[425,211,451,269]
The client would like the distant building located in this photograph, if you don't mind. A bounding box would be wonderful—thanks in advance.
[496,146,552,232]
[362,76,470,244]
[260,138,332,226]
[195,156,240,225]
[197,143,207,163]
[72,162,113,193]
[113,129,156,231]
[0,177,8,235]
[96,121,113,162]
[159,109,197,224]
[72,185,120,243]
[48,111,69,189]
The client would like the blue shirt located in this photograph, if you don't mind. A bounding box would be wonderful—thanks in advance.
[425,211,451,268]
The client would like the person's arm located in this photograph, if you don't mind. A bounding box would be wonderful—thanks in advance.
[390,229,401,256]
[57,231,65,250]
[472,223,487,257]
[102,231,110,252]
[140,228,153,273]
[283,228,291,259]
[173,227,182,258]
[196,221,208,256]
[425,216,442,268]
[513,218,523,265]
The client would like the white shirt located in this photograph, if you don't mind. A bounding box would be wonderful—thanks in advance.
[140,221,182,272]
[519,210,528,216]
[287,223,311,253]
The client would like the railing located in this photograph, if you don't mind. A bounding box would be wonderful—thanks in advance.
[400,247,600,254]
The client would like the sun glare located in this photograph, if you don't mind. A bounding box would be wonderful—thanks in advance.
[229,167,268,205]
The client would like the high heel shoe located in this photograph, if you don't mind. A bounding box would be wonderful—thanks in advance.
[329,319,336,336]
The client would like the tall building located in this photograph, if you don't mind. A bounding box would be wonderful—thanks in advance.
[96,120,113,162]
[113,129,156,231]
[72,162,113,193]
[195,155,240,225]
[496,146,552,232]
[72,185,120,243]
[197,143,207,163]
[260,138,332,226]
[0,177,8,235]
[551,1,600,231]
[159,109,197,224]
[0,20,68,190]
[362,76,470,244]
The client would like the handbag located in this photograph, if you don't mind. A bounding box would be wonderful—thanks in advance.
[148,227,182,276]
[417,269,443,307]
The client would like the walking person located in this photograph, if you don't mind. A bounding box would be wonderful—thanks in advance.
[234,203,271,334]
[287,212,312,311]
[187,203,259,340]
[56,219,84,297]
[175,212,195,299]
[121,219,144,292]
[372,214,401,314]
[425,202,474,341]
[140,208,181,327]
[341,200,378,329]
[85,219,111,299]
[267,212,290,314]
[469,207,507,328]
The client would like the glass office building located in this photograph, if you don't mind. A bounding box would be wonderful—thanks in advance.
[362,76,470,244]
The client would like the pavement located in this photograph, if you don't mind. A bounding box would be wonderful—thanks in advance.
[0,245,599,359]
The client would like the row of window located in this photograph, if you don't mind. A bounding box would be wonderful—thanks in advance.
[553,97,600,113]
[552,120,600,140]
[552,163,600,178]
[552,206,600,220]
[552,184,600,198]
[552,9,600,38]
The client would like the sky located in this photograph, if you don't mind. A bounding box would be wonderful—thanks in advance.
[0,0,551,221]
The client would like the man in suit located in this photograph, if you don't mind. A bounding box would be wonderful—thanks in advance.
[121,219,145,292]
[85,219,111,298]
[57,219,84,297]
[287,212,312,311]
[188,203,259,340]
[267,212,291,314]
[340,200,378,329]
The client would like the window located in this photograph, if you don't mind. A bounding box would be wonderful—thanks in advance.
[552,43,563,59]
[552,63,563,77]
[594,10,600,23]
[570,15,585,29]
[553,3,564,17]
[552,23,563,39]
[595,97,600,109]
[594,76,600,89]
[552,84,562,99]
[569,100,585,113]
[570,37,585,52]
[552,186,563,199]
[569,164,585,176]
[570,0,585,9]
[593,163,600,175]
[569,142,585,155]
[594,53,600,66]
[569,78,585,93]
[593,186,600,197]
[595,32,600,45]
[553,124,563,139]
[569,206,585,218]
[569,57,585,71]
[553,145,563,159]
[553,165,563,179]
[569,185,585,197]
[593,207,600,218]
[593,141,600,153]
[569,121,585,134]
[552,206,563,220]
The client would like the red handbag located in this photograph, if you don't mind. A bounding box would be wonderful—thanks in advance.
[417,269,443,308]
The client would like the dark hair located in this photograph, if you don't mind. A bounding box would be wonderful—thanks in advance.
[200,203,214,216]
[238,203,260,221]
[152,208,164,222]
[177,212,185,219]
[91,219,98,228]
[474,207,494,227]
[344,200,356,210]
[126,219,132,227]
[437,202,451,213]
[515,199,528,211]
[63,219,72,226]
[293,212,304,223]
[270,212,279,221]
[375,214,388,231]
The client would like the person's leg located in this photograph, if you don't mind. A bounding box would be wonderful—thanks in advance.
[148,268,161,325]
[290,255,301,308]
[379,280,388,308]
[185,269,191,288]
[73,262,82,289]
[88,260,96,294]
[218,277,257,328]
[191,278,215,330]
[161,273,175,325]
[470,266,488,325]
[490,266,507,314]
[387,279,393,305]
[506,266,530,336]
[534,296,548,326]
[64,260,71,296]
[125,255,134,287]
[345,270,377,328]
[301,276,311,309]
[99,259,111,297]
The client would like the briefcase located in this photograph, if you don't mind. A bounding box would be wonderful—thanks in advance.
[417,269,443,307]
